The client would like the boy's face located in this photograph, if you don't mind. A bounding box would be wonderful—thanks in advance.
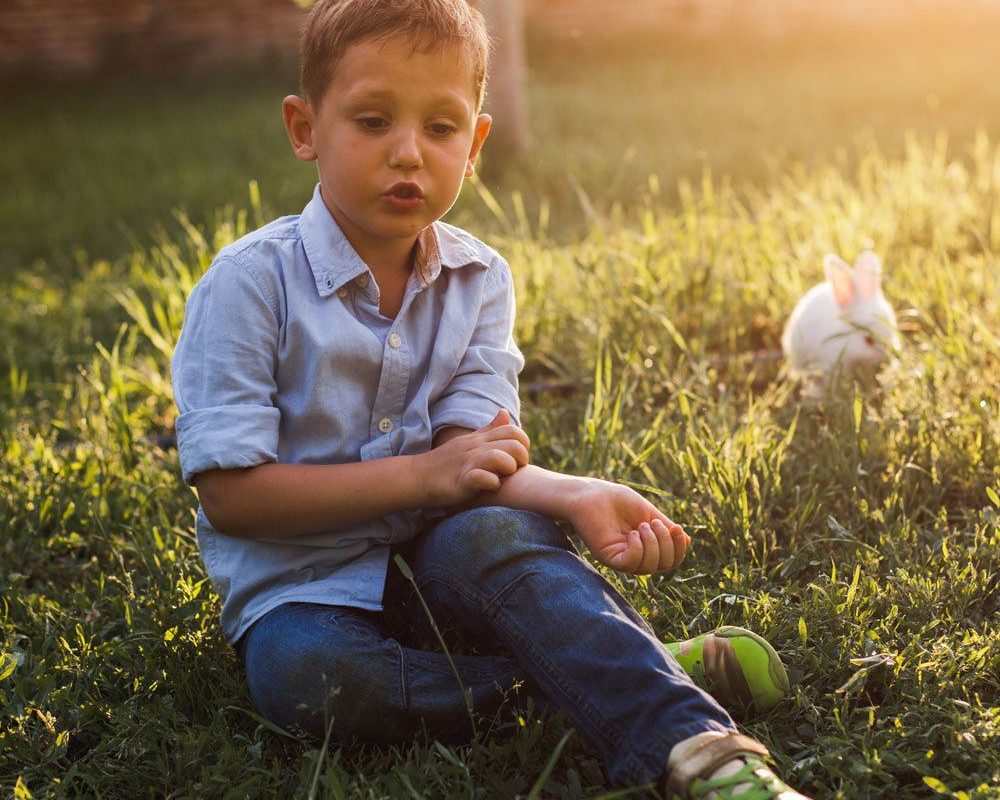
[283,36,491,267]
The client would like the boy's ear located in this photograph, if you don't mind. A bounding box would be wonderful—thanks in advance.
[465,113,492,177]
[283,95,318,162]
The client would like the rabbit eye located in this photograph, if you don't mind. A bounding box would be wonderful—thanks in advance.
[863,335,876,347]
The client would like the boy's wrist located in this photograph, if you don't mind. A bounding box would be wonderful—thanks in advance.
[407,451,438,508]
[497,466,593,521]
[555,473,603,521]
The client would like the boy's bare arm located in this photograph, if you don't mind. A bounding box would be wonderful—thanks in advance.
[196,458,418,538]
[435,427,690,575]
[196,411,528,538]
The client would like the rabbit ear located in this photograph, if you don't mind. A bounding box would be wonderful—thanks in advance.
[824,254,855,307]
[853,251,882,299]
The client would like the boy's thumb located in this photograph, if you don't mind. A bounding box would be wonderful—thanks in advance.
[480,409,510,430]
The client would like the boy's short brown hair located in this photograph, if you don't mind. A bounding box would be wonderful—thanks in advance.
[300,0,491,110]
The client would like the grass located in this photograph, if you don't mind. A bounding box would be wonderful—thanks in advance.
[2,11,1000,800]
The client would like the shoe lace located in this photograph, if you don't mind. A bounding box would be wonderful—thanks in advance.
[688,758,789,800]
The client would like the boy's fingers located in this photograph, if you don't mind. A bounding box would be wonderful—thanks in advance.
[672,527,690,567]
[482,424,530,450]
[509,441,530,468]
[475,438,528,469]
[464,468,501,493]
[478,409,510,431]
[599,529,637,572]
[479,448,519,477]
[651,518,677,570]
[652,511,677,528]
[498,437,529,466]
[636,522,660,574]
[669,522,690,567]
[608,530,643,572]
[650,516,689,569]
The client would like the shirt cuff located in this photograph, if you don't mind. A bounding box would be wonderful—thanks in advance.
[429,388,521,438]
[176,404,280,484]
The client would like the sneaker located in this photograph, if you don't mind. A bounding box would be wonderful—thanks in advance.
[665,626,790,714]
[674,756,813,799]
[665,733,812,800]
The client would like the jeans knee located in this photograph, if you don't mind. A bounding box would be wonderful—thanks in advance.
[429,506,569,575]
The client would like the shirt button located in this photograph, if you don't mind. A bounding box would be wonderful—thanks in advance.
[356,273,370,288]
[388,332,402,349]
[324,276,333,288]
[337,287,348,298]
[377,418,393,434]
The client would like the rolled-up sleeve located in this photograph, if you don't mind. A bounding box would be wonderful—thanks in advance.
[171,256,282,485]
[429,257,524,434]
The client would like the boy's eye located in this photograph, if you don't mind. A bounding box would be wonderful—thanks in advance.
[356,117,389,132]
[427,122,457,137]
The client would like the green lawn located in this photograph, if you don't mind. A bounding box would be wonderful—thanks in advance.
[1,11,999,800]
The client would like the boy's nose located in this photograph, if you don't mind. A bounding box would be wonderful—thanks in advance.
[388,129,423,171]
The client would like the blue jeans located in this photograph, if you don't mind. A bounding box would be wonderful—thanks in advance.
[239,507,735,786]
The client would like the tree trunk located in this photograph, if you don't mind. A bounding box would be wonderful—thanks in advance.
[479,0,529,159]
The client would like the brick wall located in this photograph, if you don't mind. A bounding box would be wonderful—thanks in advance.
[0,0,305,80]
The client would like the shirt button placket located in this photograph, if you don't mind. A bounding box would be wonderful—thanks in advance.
[377,336,401,440]
[374,324,408,453]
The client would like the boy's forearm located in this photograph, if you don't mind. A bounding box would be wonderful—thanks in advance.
[460,464,588,521]
[195,456,427,538]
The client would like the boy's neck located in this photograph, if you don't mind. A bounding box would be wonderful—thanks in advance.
[320,186,418,279]
[362,240,417,284]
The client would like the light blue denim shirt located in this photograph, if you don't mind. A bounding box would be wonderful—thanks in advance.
[171,185,523,643]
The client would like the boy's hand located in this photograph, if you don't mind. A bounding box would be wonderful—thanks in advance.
[420,410,530,508]
[568,478,690,574]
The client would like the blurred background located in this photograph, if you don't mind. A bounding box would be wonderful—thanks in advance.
[2,0,1000,275]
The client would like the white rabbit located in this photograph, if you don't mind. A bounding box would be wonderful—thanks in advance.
[781,251,900,384]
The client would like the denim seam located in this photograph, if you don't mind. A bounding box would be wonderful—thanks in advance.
[421,570,648,770]
[396,639,409,711]
[418,567,536,613]
[483,570,539,614]
[414,574,534,685]
[403,649,461,677]
[490,603,636,763]
[403,648,508,682]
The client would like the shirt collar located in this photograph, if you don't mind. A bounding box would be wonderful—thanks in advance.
[298,184,486,298]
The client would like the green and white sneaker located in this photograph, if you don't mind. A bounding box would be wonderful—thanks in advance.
[665,733,813,800]
[665,626,790,714]
[677,756,812,799]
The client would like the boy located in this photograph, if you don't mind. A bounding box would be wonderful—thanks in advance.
[171,1,811,797]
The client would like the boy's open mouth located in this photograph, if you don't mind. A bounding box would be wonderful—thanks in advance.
[386,182,424,200]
